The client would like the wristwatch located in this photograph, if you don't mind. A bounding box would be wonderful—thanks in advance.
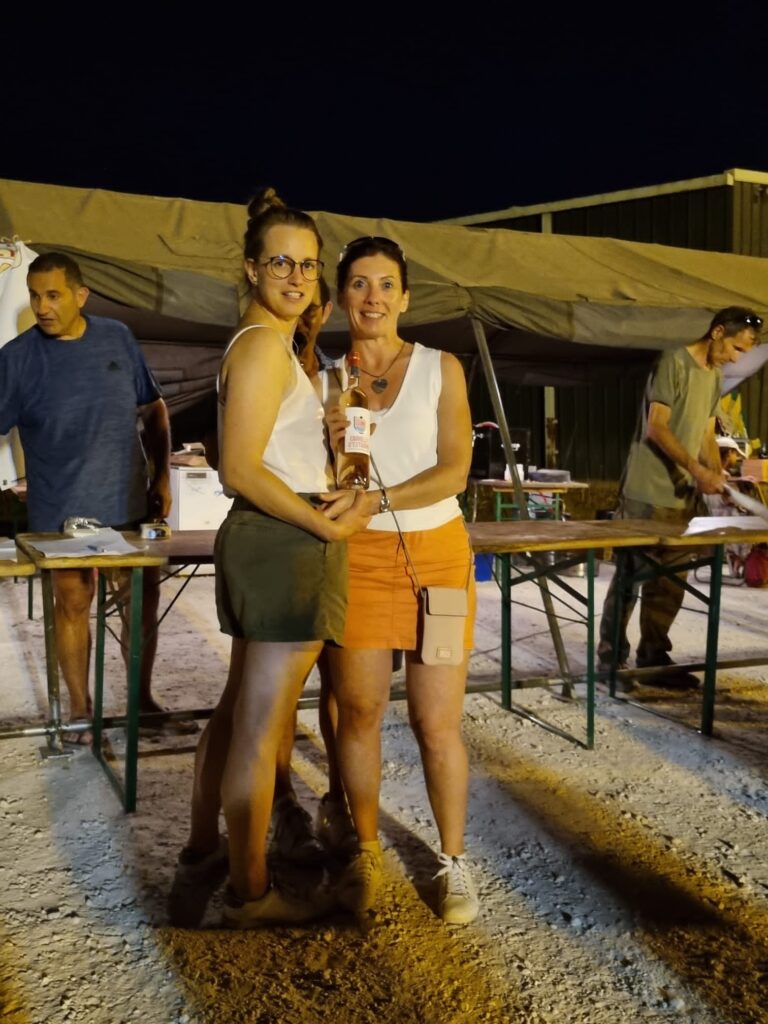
[378,490,391,514]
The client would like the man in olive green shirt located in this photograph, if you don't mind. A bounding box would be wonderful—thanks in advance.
[598,307,761,684]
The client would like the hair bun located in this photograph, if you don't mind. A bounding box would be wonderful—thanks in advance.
[247,187,286,222]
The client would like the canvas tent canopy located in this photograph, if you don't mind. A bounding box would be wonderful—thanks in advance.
[2,176,768,414]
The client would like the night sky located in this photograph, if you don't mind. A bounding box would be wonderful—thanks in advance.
[5,10,767,222]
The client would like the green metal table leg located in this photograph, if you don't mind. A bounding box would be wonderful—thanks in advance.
[586,549,595,749]
[494,492,502,521]
[609,551,627,698]
[123,567,144,812]
[500,553,511,710]
[40,571,65,755]
[701,546,724,737]
[27,577,34,620]
[92,573,107,757]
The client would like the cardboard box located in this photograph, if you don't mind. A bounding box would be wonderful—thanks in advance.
[168,467,232,531]
[740,459,768,482]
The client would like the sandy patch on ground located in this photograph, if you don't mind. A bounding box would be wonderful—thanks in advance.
[1,565,767,1024]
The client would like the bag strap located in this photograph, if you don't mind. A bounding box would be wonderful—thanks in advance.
[371,453,472,594]
[369,452,425,593]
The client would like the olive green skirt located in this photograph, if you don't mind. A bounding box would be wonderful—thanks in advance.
[214,496,347,643]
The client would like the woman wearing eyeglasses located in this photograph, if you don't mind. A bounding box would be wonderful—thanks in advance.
[184,190,369,927]
[325,236,479,925]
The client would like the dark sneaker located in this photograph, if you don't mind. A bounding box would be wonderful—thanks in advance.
[269,796,325,865]
[336,841,383,912]
[597,661,634,693]
[316,794,358,859]
[176,836,228,881]
[434,853,479,925]
[635,659,700,690]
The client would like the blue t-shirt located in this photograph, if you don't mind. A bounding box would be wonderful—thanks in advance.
[0,316,161,531]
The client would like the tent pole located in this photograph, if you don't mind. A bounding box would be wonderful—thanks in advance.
[470,317,573,689]
[469,320,527,516]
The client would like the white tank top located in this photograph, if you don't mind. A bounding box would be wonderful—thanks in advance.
[218,325,332,496]
[328,343,461,532]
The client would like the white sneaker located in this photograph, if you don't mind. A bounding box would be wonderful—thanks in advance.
[434,853,479,925]
[315,793,358,858]
[269,796,325,865]
[336,841,383,913]
[222,882,334,928]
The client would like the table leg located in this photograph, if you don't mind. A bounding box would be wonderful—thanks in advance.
[701,546,724,737]
[92,573,106,757]
[40,571,65,755]
[500,553,511,710]
[586,548,595,749]
[608,551,627,698]
[123,567,144,813]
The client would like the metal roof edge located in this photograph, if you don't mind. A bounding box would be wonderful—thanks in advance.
[440,169,768,226]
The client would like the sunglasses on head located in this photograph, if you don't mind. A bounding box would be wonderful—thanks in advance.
[338,236,406,263]
[741,314,763,329]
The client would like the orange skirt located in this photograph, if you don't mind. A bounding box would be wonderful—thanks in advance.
[342,516,476,650]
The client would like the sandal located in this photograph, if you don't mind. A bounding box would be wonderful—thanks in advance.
[62,720,93,747]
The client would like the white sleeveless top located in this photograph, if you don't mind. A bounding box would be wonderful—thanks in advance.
[219,325,332,496]
[328,343,461,532]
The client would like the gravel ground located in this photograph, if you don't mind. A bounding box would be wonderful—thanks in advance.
[0,564,766,1024]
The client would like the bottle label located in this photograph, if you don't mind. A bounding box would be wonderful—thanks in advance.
[343,406,371,454]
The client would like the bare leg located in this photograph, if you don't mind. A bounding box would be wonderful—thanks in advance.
[52,569,95,720]
[274,709,298,801]
[327,648,392,843]
[405,652,470,857]
[222,640,323,901]
[317,649,344,799]
[186,637,246,853]
[112,567,163,711]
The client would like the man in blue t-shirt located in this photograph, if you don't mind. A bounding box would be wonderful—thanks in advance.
[0,252,172,740]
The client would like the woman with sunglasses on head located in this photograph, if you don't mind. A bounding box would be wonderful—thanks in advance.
[325,236,478,925]
[184,190,369,927]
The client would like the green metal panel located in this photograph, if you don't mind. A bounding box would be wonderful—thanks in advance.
[729,182,768,443]
[552,187,731,251]
[730,181,768,257]
[476,214,542,232]
[556,371,649,480]
[468,376,545,467]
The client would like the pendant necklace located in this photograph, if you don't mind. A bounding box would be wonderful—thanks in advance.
[355,342,405,393]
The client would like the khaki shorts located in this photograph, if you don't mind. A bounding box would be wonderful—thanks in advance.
[215,496,347,643]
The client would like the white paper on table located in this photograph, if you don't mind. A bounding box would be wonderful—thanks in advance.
[684,515,768,536]
[0,536,17,559]
[30,529,144,558]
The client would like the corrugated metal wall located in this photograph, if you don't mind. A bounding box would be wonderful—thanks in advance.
[469,179,768,478]
[468,375,545,468]
[556,371,649,480]
[474,214,542,232]
[552,187,731,250]
[730,181,768,257]
[727,182,768,444]
[549,182,768,463]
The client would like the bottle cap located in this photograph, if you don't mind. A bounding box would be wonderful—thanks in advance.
[348,351,361,368]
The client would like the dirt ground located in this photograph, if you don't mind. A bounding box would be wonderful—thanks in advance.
[1,561,767,1024]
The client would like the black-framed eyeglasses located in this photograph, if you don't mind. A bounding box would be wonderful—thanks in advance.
[741,314,764,329]
[260,255,325,281]
[338,236,407,262]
